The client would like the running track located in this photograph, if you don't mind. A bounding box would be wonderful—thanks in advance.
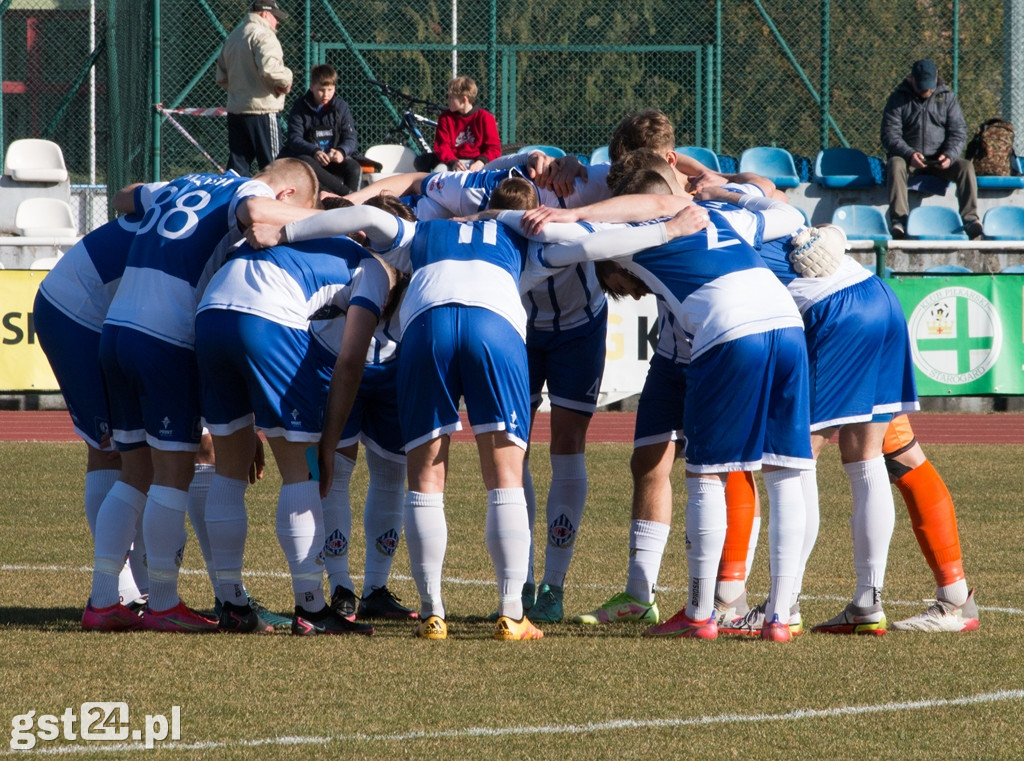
[0,410,1021,444]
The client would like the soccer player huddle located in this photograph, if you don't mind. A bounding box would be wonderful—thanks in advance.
[37,108,979,642]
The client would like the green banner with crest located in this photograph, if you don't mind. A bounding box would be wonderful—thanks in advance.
[889,276,1024,396]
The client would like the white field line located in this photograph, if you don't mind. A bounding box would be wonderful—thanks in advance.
[2,564,1021,615]
[4,689,1022,756]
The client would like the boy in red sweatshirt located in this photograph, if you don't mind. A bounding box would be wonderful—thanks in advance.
[414,76,501,172]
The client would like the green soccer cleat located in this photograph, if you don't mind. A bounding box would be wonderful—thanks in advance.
[572,591,659,625]
[528,583,564,623]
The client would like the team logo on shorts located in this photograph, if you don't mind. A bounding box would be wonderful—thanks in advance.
[324,530,349,557]
[375,528,400,557]
[908,286,1002,385]
[174,546,184,568]
[547,514,576,548]
[159,416,173,438]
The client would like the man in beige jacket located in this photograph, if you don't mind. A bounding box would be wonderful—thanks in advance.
[216,0,293,175]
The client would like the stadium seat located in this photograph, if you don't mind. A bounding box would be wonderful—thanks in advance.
[982,206,1024,240]
[14,198,77,237]
[3,139,69,183]
[1000,264,1024,274]
[362,144,418,184]
[518,145,567,158]
[862,263,894,278]
[675,146,721,173]
[812,147,875,188]
[738,146,799,188]
[29,255,62,270]
[924,264,973,275]
[590,145,610,165]
[831,204,891,241]
[906,206,968,240]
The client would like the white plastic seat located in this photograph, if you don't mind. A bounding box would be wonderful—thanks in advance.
[4,139,69,183]
[15,198,77,237]
[30,255,62,270]
[362,144,418,184]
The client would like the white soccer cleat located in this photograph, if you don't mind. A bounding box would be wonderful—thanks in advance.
[891,588,980,633]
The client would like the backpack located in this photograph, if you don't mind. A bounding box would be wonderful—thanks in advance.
[965,118,1016,176]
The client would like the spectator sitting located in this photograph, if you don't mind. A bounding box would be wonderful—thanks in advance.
[279,63,363,196]
[413,76,501,172]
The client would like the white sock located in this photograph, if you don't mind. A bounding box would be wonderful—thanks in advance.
[626,519,670,604]
[90,481,147,608]
[127,507,148,597]
[206,474,249,606]
[83,470,140,603]
[362,450,406,593]
[321,452,355,593]
[937,578,969,606]
[845,457,894,606]
[522,457,537,587]
[84,469,119,535]
[540,453,587,588]
[276,481,327,611]
[405,491,447,619]
[187,462,216,594]
[684,477,727,620]
[761,468,805,624]
[486,487,531,620]
[745,515,762,580]
[793,468,820,607]
[143,485,189,612]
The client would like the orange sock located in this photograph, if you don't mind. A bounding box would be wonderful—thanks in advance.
[894,460,965,586]
[718,471,756,582]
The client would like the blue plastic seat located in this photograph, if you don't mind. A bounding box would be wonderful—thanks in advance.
[906,206,968,240]
[590,145,610,165]
[831,205,891,241]
[738,146,800,188]
[982,206,1024,240]
[517,144,566,158]
[813,147,876,188]
[924,264,973,275]
[976,155,1024,189]
[1000,264,1024,274]
[675,146,721,173]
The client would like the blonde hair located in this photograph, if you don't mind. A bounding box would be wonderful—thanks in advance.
[447,75,479,104]
[255,157,319,207]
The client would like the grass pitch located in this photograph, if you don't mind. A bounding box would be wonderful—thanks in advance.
[1,440,1022,759]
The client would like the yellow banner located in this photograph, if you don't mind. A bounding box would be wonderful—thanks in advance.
[0,270,59,392]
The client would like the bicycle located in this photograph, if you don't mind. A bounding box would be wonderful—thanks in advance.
[367,79,443,155]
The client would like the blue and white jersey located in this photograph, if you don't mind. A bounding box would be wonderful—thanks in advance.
[37,183,166,331]
[104,172,273,348]
[534,210,803,360]
[653,297,692,365]
[199,236,388,331]
[418,168,607,333]
[373,216,531,340]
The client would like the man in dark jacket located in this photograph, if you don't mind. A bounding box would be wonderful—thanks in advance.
[881,59,981,239]
[279,64,363,196]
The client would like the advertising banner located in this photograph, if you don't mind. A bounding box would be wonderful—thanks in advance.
[0,270,58,392]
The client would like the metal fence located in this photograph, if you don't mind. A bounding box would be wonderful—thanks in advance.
[1,0,1021,231]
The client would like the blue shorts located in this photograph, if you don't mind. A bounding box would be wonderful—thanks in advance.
[397,305,530,451]
[99,324,203,451]
[34,293,110,450]
[195,309,333,443]
[684,327,813,472]
[804,278,919,431]
[633,353,687,449]
[339,360,405,462]
[527,305,607,415]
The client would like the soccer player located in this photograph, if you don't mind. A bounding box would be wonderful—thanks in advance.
[84,159,318,632]
[195,226,388,635]
[503,198,815,642]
